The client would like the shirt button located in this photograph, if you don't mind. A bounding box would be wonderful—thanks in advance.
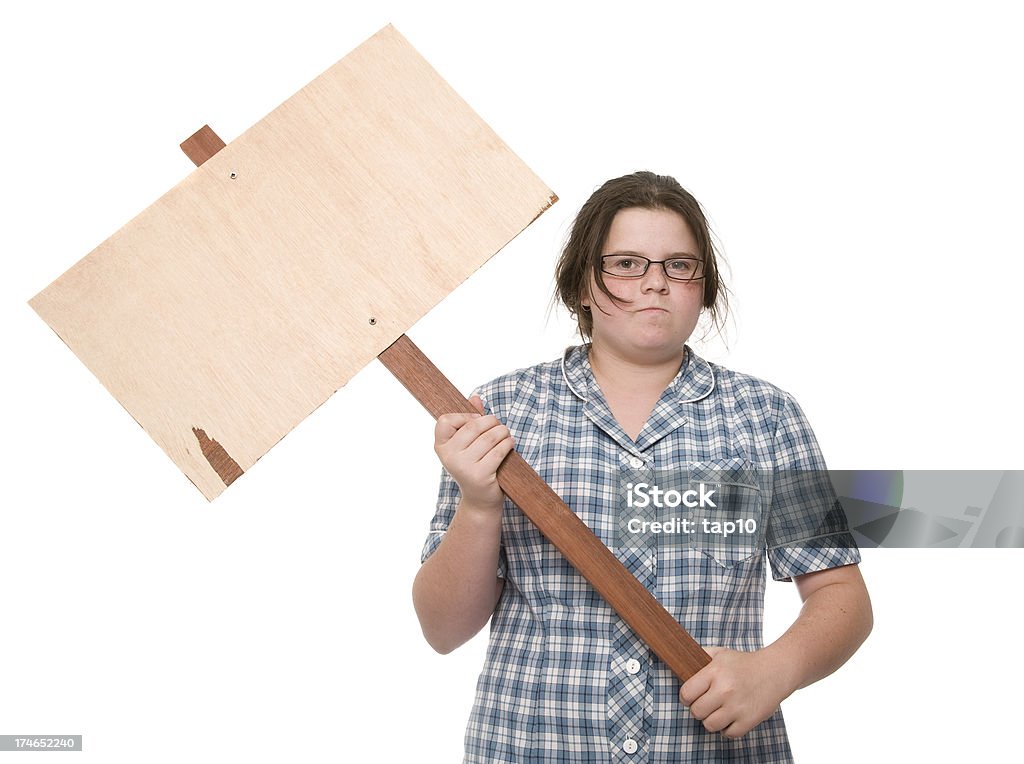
[623,738,639,754]
[625,658,641,675]
[628,456,643,468]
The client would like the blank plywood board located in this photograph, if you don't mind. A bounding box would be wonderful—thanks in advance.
[30,25,556,500]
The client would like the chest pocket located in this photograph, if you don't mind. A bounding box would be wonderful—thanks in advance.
[686,458,764,569]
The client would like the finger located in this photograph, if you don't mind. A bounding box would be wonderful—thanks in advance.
[719,720,750,740]
[456,421,513,466]
[434,411,482,445]
[680,667,713,705]
[435,421,508,477]
[442,414,508,457]
[468,394,486,415]
[701,707,735,735]
[687,688,723,722]
[434,408,498,449]
[476,431,516,473]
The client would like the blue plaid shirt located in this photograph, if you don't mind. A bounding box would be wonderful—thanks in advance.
[421,344,860,762]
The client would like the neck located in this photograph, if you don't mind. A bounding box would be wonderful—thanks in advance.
[587,343,686,394]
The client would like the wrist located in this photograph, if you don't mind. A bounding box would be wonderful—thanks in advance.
[757,643,803,701]
[456,497,505,523]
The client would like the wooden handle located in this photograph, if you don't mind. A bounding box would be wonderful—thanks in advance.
[378,333,711,681]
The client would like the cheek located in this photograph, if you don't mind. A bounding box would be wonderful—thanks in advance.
[589,279,632,310]
[684,299,704,323]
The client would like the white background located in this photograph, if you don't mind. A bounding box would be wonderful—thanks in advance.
[2,1,1022,761]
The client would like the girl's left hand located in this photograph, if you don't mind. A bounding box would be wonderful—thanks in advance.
[678,646,794,739]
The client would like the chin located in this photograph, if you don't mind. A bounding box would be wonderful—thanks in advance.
[628,338,688,359]
[592,326,693,357]
[635,328,690,346]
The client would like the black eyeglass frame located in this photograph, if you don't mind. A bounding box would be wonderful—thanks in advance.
[599,254,706,282]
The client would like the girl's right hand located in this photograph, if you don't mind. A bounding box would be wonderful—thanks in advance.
[433,395,515,512]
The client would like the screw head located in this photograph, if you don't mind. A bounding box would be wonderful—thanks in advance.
[229,171,237,180]
[368,317,377,326]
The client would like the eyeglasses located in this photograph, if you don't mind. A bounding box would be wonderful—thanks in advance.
[600,254,705,282]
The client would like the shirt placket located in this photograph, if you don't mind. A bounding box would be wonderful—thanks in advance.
[607,447,658,763]
[580,394,657,762]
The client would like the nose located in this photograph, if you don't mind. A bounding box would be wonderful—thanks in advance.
[641,261,670,292]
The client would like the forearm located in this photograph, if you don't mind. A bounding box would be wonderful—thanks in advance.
[412,501,504,654]
[761,568,874,696]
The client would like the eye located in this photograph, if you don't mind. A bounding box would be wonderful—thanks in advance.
[605,255,644,274]
[665,258,703,279]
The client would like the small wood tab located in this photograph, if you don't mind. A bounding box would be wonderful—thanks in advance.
[180,125,226,166]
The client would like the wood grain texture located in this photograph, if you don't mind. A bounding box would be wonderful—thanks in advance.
[28,25,555,499]
[378,334,711,681]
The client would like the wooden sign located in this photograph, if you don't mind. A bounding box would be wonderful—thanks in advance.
[30,25,555,500]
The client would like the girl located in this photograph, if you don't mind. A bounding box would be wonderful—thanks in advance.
[414,171,872,762]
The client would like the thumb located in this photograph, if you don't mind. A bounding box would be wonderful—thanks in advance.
[704,645,727,660]
[468,394,486,415]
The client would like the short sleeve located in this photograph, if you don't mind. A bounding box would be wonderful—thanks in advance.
[765,393,861,581]
[419,465,460,561]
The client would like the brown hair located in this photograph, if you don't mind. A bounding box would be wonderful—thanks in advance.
[554,171,728,340]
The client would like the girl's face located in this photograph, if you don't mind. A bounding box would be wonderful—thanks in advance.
[583,207,704,365]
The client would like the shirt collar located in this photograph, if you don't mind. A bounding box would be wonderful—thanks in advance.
[560,343,716,405]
